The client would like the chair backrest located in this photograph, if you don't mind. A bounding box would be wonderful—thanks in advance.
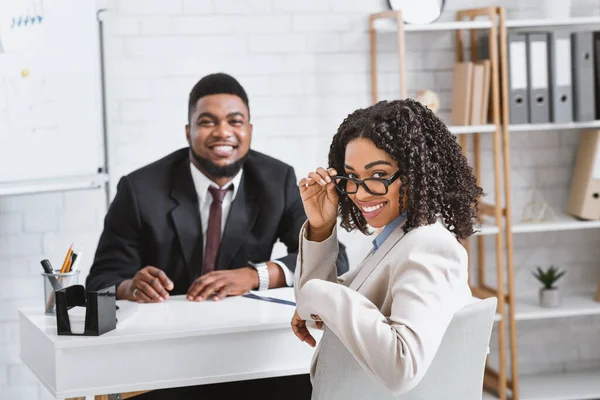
[311,297,498,400]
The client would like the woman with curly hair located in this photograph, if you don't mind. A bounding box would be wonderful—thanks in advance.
[291,98,483,399]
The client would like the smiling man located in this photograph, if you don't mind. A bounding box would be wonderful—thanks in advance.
[86,73,349,398]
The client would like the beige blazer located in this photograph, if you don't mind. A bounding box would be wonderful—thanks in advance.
[294,219,472,396]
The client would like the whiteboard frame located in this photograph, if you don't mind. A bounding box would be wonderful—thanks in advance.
[0,172,108,196]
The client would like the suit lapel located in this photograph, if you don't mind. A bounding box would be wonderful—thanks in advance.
[169,160,203,281]
[217,173,259,270]
[349,222,407,291]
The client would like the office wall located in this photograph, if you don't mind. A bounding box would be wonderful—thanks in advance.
[1,0,600,398]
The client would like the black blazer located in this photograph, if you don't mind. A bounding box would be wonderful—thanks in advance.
[86,148,349,295]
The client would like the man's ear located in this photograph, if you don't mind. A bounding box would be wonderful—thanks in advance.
[185,124,191,145]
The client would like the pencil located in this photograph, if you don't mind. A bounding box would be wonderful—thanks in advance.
[59,244,74,273]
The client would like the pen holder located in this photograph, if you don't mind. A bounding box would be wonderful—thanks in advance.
[55,284,117,336]
[42,270,80,315]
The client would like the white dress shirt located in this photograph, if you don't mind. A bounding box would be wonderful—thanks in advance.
[189,163,294,286]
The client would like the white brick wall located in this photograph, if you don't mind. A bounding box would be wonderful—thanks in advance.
[2,0,600,398]
[0,191,105,399]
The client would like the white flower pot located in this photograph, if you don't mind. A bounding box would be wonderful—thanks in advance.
[540,0,571,19]
[539,288,560,308]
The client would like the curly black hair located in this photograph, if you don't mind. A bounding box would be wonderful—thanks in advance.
[328,98,483,240]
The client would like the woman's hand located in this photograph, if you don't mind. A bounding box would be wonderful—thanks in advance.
[291,309,318,347]
[298,167,339,241]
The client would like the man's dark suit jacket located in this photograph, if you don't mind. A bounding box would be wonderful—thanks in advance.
[86,148,349,294]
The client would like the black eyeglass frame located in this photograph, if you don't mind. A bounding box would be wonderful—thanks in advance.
[331,170,404,196]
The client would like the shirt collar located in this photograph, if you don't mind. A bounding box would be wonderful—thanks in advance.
[373,212,407,250]
[189,162,243,204]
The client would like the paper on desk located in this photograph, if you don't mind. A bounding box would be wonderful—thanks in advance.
[66,307,86,334]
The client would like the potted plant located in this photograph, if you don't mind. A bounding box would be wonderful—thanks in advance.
[533,265,565,308]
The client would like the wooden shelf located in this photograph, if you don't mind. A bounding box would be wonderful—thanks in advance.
[475,221,500,236]
[373,16,600,33]
[519,370,600,400]
[372,18,493,32]
[512,214,600,234]
[509,120,600,132]
[0,174,108,196]
[514,292,600,321]
[493,311,502,322]
[506,16,600,29]
[486,293,599,324]
[450,124,496,135]
[405,20,493,32]
[475,214,600,236]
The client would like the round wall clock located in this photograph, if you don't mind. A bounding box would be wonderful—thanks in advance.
[386,0,446,24]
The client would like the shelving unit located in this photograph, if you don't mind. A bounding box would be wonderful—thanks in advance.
[369,8,600,400]
[512,214,600,234]
[372,18,493,32]
[478,213,600,235]
[370,7,513,399]
[513,292,600,321]
[498,14,600,400]
[478,221,500,236]
[510,120,600,132]
[450,124,497,134]
[505,16,600,28]
[490,292,600,322]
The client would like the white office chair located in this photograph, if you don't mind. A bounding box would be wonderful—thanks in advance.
[311,297,498,400]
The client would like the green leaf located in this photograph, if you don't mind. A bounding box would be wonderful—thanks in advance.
[532,265,566,289]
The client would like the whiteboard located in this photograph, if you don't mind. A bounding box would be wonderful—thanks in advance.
[0,0,104,184]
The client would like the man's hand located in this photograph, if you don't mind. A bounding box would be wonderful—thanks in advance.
[291,309,319,347]
[117,266,174,303]
[186,267,258,302]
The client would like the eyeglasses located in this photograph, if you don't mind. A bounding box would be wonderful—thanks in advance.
[332,171,403,196]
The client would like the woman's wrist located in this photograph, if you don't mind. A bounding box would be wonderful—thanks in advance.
[307,221,336,242]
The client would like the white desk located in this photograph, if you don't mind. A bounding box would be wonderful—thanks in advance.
[18,288,320,399]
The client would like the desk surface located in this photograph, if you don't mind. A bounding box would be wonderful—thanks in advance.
[20,288,298,349]
[19,288,319,398]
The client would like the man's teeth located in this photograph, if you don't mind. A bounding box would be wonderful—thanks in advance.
[213,145,233,152]
[362,203,385,213]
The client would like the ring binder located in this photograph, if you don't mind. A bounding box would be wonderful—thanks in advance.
[526,33,551,124]
[548,31,573,123]
[507,33,530,124]
[572,32,596,121]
